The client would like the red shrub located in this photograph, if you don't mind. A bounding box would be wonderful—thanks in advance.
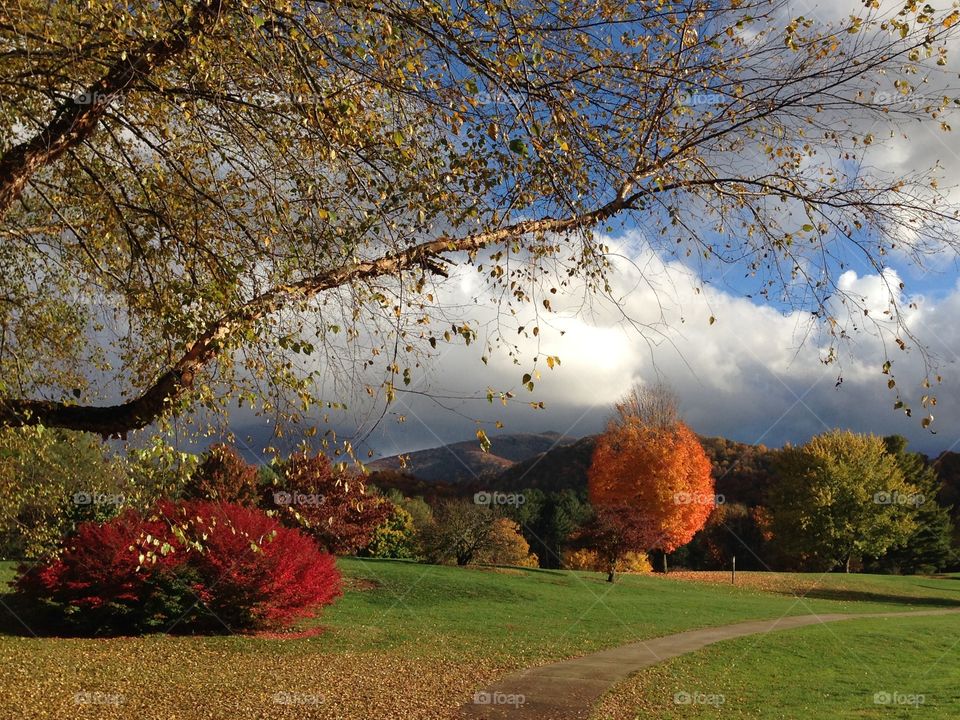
[15,508,179,628]
[15,501,341,633]
[164,501,342,629]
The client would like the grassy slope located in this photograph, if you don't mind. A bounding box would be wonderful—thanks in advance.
[2,559,959,719]
[316,561,960,661]
[593,613,960,719]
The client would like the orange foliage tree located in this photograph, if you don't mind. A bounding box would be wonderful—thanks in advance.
[587,418,714,579]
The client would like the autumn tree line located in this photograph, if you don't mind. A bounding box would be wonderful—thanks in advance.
[3,387,955,582]
[0,429,542,571]
[373,385,957,579]
[555,428,953,578]
[423,386,956,579]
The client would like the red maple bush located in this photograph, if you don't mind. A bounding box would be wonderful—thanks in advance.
[14,500,340,634]
[262,452,392,554]
[166,501,341,629]
[14,507,178,628]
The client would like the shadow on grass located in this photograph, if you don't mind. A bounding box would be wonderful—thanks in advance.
[0,592,246,639]
[0,595,104,638]
[773,586,960,608]
[0,596,49,637]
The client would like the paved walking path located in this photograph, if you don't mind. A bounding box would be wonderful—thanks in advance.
[457,608,960,719]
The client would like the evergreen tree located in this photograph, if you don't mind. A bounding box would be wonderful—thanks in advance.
[868,437,955,574]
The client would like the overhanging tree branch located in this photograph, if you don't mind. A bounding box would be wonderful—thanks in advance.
[1,0,955,440]
[0,201,623,437]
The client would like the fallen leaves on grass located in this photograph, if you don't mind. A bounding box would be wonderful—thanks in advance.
[249,626,328,641]
[341,577,381,592]
[0,637,508,719]
[663,570,828,595]
[591,662,733,720]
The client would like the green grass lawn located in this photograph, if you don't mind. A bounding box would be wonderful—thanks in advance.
[2,559,959,718]
[314,560,960,661]
[593,613,960,719]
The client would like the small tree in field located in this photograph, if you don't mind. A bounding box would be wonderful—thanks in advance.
[574,507,655,582]
[421,499,497,566]
[769,430,917,572]
[474,518,539,568]
[588,384,714,580]
[363,505,418,560]
[182,444,259,505]
[263,453,392,555]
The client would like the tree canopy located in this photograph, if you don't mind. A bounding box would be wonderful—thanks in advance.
[1,0,957,440]
[769,429,918,572]
[589,417,715,554]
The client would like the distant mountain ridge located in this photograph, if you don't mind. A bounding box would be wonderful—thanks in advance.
[368,431,578,484]
[495,435,597,491]
[370,432,960,514]
[368,431,782,504]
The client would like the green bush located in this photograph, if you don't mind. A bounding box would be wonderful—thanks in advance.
[363,505,418,559]
[0,426,128,559]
